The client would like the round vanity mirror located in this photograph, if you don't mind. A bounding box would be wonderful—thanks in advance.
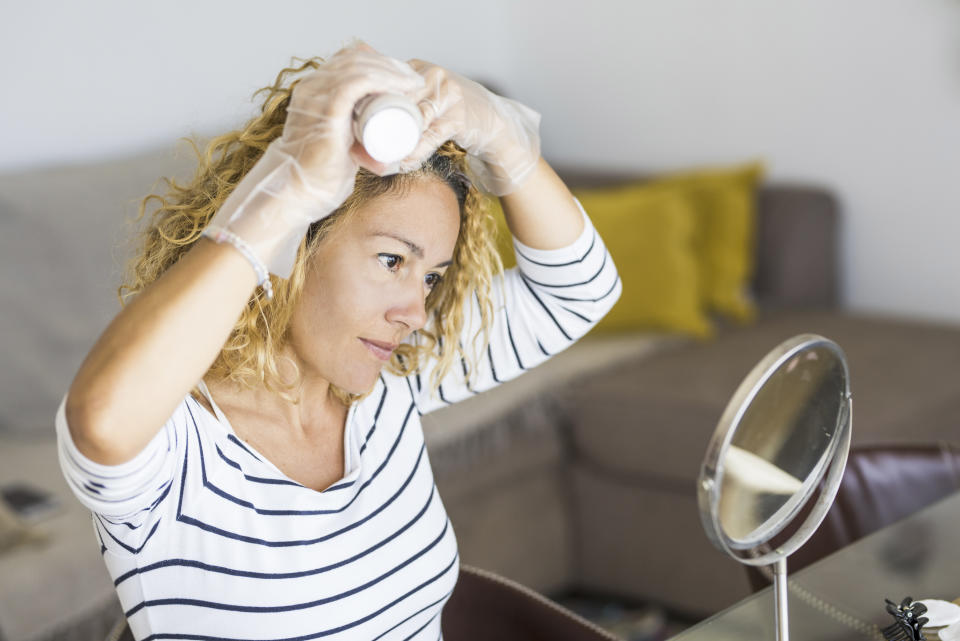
[697,334,852,641]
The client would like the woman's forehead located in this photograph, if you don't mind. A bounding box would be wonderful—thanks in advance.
[352,179,461,243]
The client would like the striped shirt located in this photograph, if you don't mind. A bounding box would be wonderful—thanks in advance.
[56,205,621,641]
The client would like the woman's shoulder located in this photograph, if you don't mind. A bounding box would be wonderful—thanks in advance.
[167,388,233,442]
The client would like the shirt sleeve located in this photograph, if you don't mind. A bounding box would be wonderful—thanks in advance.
[55,393,186,553]
[411,198,621,414]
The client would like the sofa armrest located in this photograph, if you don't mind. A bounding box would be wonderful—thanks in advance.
[754,184,839,310]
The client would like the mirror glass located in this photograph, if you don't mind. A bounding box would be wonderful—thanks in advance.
[699,334,851,565]
[719,344,846,544]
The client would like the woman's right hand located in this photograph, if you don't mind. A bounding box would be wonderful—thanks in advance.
[205,43,424,278]
[281,43,425,203]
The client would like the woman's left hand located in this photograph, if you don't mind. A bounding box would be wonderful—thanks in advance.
[400,60,541,196]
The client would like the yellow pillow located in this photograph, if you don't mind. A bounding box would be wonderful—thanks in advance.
[489,186,712,338]
[653,162,765,323]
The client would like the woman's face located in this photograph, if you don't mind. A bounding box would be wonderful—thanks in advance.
[289,176,461,395]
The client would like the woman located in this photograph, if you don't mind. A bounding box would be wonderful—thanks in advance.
[57,44,621,640]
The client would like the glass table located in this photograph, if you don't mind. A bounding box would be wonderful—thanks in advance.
[670,490,960,640]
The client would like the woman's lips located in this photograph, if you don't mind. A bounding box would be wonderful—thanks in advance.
[360,338,397,361]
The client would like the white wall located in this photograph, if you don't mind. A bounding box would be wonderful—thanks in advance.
[0,0,514,169]
[502,0,960,323]
[4,0,960,322]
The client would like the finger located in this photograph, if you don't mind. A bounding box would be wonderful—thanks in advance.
[302,67,425,122]
[305,49,424,104]
[351,40,377,54]
[408,70,454,127]
[403,91,459,161]
[309,58,423,97]
[416,97,441,127]
[406,58,432,74]
[332,39,378,58]
[408,64,446,94]
[398,116,460,170]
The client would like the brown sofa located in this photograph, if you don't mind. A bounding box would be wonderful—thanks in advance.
[2,154,960,639]
[423,172,960,619]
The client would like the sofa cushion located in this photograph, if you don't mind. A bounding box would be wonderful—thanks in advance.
[754,186,839,309]
[561,310,960,486]
[422,333,680,594]
[489,188,711,337]
[554,168,840,313]
[0,149,194,435]
[572,185,710,337]
[571,465,751,616]
[653,161,765,323]
[421,332,680,466]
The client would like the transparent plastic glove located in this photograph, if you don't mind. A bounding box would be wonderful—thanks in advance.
[400,61,541,196]
[205,43,424,278]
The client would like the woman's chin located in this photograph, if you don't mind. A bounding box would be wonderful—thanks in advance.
[336,370,383,398]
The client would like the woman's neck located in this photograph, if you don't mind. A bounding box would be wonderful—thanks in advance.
[204,372,345,441]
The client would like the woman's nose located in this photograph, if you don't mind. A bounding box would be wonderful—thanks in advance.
[386,279,428,331]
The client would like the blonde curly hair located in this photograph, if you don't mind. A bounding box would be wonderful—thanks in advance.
[119,58,503,406]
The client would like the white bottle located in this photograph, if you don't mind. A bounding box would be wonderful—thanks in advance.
[352,94,424,165]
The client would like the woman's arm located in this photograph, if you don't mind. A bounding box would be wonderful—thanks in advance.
[411,197,620,414]
[402,61,582,249]
[401,60,619,413]
[498,157,584,250]
[65,45,425,466]
[66,240,257,466]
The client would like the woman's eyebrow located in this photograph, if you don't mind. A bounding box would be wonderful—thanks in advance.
[371,232,452,268]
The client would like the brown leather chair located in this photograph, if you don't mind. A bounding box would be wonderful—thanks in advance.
[747,442,960,591]
[442,565,620,641]
[106,565,619,641]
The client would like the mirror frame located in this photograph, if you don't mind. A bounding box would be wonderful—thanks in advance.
[697,333,852,567]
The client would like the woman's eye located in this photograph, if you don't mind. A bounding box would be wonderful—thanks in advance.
[425,273,443,290]
[378,254,402,271]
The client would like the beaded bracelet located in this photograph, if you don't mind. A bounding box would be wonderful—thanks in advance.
[202,225,274,300]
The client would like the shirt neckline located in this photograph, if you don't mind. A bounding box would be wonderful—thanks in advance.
[194,379,360,493]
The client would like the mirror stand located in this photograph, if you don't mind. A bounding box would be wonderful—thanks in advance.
[698,334,852,641]
[773,558,788,641]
